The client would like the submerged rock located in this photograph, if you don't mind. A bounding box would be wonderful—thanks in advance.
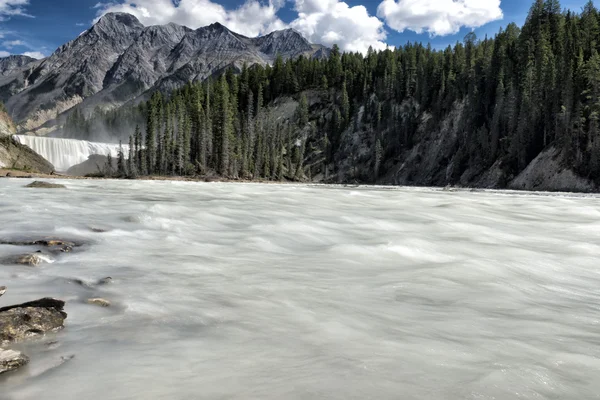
[86,298,111,308]
[69,276,112,288]
[25,181,66,189]
[0,298,67,343]
[90,227,109,233]
[0,348,29,374]
[97,277,113,285]
[0,238,78,254]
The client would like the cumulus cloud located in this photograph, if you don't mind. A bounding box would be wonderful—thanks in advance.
[0,50,9,57]
[22,51,44,59]
[96,0,387,53]
[95,0,286,37]
[0,0,31,21]
[377,0,503,36]
[290,0,388,53]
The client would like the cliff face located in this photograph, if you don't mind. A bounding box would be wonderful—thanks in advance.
[0,14,325,135]
[0,111,54,173]
[271,90,597,193]
[0,109,16,137]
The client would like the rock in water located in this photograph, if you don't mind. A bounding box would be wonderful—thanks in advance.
[86,298,111,307]
[2,252,53,267]
[0,238,77,253]
[0,298,67,343]
[97,277,113,285]
[15,253,46,266]
[18,254,42,266]
[25,181,66,189]
[0,286,5,298]
[0,348,29,374]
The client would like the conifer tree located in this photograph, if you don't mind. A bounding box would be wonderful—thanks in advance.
[128,135,137,178]
[105,152,113,177]
[117,140,126,177]
[145,100,156,175]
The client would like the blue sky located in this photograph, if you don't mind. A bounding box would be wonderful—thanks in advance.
[0,0,595,58]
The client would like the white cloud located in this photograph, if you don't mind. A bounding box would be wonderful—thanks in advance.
[0,0,32,21]
[377,0,503,36]
[96,0,387,53]
[95,0,286,37]
[290,0,388,53]
[0,50,10,57]
[22,51,44,59]
[2,39,23,48]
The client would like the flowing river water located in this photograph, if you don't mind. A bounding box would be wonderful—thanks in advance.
[1,179,599,399]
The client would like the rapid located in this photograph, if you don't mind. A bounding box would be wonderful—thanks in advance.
[1,179,599,399]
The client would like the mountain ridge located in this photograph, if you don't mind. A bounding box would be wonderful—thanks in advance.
[0,13,327,135]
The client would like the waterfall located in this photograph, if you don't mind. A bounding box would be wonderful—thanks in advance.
[14,135,129,172]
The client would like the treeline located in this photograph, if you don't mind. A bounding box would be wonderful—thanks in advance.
[96,0,600,183]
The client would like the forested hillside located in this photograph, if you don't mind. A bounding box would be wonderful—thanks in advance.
[68,0,600,190]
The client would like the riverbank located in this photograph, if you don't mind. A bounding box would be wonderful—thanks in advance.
[2,166,599,194]
[0,168,288,184]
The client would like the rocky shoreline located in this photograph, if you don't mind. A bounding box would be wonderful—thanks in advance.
[0,235,113,377]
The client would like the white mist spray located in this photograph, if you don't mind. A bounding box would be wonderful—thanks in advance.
[14,135,129,171]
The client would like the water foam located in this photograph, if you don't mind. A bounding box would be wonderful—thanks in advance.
[14,135,128,171]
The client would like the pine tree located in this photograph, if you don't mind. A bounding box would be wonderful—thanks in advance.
[145,100,156,175]
[341,80,350,126]
[297,94,309,127]
[134,125,145,174]
[105,152,113,177]
[128,135,137,178]
[374,138,383,179]
[117,140,126,177]
[295,137,306,180]
[219,75,232,175]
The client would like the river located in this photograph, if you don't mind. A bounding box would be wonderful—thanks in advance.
[1,179,599,399]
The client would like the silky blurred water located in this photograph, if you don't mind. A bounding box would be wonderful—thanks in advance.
[1,179,599,400]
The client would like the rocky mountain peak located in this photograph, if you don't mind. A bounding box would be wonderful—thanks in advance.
[95,12,144,30]
[0,14,327,135]
[0,55,36,76]
[256,28,313,57]
[207,22,228,31]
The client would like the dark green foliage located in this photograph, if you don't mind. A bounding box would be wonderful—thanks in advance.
[117,140,126,177]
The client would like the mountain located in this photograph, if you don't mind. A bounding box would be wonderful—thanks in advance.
[0,55,36,76]
[0,13,326,135]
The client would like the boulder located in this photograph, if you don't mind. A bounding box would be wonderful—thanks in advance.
[0,298,67,343]
[25,181,66,189]
[14,253,46,266]
[86,298,111,308]
[0,348,29,374]
[2,252,53,267]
